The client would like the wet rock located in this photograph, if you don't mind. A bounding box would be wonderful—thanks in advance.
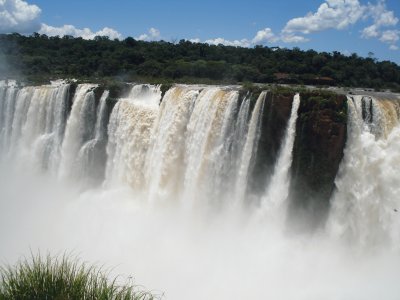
[288,91,347,229]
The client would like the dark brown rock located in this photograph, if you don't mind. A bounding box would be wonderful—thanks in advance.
[288,92,347,230]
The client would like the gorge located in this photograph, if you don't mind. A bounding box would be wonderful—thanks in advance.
[0,80,400,299]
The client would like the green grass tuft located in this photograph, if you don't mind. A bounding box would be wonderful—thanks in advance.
[0,253,157,300]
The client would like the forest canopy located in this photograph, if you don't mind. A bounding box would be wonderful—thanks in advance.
[1,33,399,91]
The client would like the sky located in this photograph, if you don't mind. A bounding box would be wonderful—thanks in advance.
[0,0,399,64]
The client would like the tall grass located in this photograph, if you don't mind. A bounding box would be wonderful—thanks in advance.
[0,253,157,300]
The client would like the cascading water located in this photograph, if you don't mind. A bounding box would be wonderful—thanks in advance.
[59,84,98,180]
[182,88,240,207]
[260,93,300,217]
[76,90,110,184]
[144,86,199,204]
[234,91,266,205]
[8,87,32,154]
[105,84,162,189]
[106,85,265,208]
[328,95,400,248]
[0,82,18,155]
[0,81,70,172]
[1,82,400,300]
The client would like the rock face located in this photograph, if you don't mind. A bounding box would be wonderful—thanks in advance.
[288,91,347,229]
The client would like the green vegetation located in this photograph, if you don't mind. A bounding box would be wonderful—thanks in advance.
[1,33,399,91]
[300,90,348,124]
[0,253,156,300]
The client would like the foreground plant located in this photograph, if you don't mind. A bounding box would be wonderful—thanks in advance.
[0,253,156,300]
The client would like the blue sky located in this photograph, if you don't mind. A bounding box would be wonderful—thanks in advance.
[1,0,399,63]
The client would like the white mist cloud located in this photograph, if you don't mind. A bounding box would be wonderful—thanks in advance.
[0,0,41,33]
[2,162,400,300]
[135,27,160,41]
[39,23,122,40]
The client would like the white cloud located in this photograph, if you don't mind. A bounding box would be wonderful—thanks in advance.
[389,45,399,50]
[0,0,122,39]
[280,34,309,43]
[252,28,309,44]
[191,27,309,48]
[0,0,41,33]
[379,30,399,44]
[189,38,201,43]
[39,23,122,40]
[252,28,277,44]
[361,0,399,49]
[283,0,365,34]
[135,27,160,41]
[283,0,399,49]
[204,37,251,47]
[149,28,160,38]
[367,0,398,28]
[361,25,379,38]
[361,0,398,39]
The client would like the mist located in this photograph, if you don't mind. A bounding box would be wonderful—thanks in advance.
[1,161,400,300]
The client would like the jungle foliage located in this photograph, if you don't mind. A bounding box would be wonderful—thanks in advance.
[1,33,399,91]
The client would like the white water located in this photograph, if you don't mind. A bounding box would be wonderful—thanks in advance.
[145,86,198,204]
[0,81,70,172]
[260,93,300,219]
[105,84,162,189]
[1,84,400,299]
[59,84,97,180]
[328,95,400,249]
[234,91,266,205]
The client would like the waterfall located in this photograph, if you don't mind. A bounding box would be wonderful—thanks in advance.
[59,84,97,180]
[10,81,397,227]
[105,84,162,188]
[144,86,199,204]
[27,84,70,172]
[0,82,270,204]
[0,84,18,155]
[260,93,300,215]
[0,82,70,172]
[3,80,400,300]
[9,87,32,154]
[328,95,400,247]
[0,82,110,181]
[103,85,266,208]
[75,90,110,184]
[182,88,242,208]
[234,91,267,205]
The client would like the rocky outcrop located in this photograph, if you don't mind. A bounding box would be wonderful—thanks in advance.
[288,91,347,229]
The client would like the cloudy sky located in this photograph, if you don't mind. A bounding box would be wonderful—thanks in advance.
[0,0,399,63]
